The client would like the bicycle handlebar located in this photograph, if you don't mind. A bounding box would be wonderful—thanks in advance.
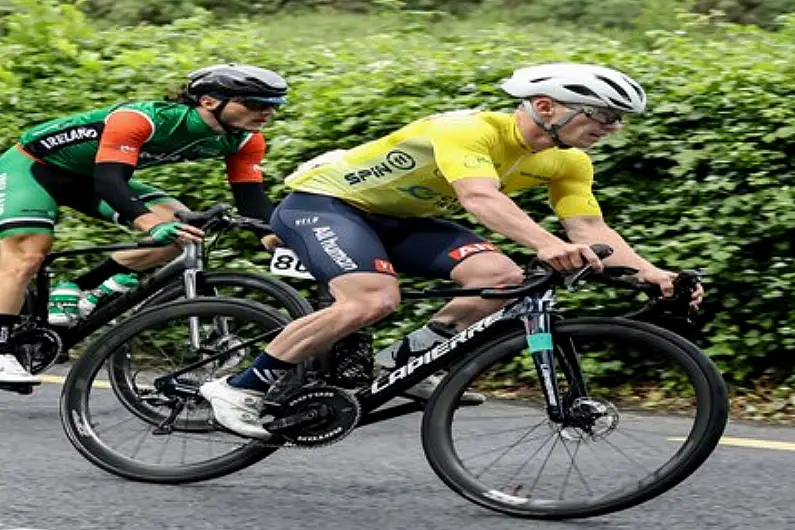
[404,244,702,320]
[45,203,273,262]
[174,202,272,238]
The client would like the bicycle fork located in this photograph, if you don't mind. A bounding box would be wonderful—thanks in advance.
[177,242,233,349]
[519,291,567,423]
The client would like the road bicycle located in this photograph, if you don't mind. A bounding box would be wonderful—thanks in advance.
[4,203,312,395]
[59,243,728,519]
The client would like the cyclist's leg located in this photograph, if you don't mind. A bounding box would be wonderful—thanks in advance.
[199,192,401,437]
[0,146,57,384]
[379,218,522,402]
[389,217,523,329]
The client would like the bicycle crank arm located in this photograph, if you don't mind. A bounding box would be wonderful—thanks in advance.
[264,406,328,433]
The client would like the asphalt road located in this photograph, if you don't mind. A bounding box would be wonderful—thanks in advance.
[1,370,794,530]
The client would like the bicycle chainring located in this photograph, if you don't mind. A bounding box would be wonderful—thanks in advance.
[266,386,361,448]
[12,326,63,375]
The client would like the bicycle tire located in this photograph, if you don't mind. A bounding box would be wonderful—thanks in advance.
[139,270,313,319]
[60,297,289,484]
[104,271,311,424]
[421,316,728,519]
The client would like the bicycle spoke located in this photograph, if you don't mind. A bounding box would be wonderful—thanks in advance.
[557,437,591,498]
[595,429,655,474]
[471,422,553,479]
[528,432,561,495]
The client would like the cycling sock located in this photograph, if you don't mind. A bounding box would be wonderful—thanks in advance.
[0,313,19,352]
[74,258,138,290]
[228,350,296,392]
[375,320,458,368]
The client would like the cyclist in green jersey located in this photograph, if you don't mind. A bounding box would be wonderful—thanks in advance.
[0,63,287,389]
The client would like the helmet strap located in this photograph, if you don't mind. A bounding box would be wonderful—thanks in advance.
[522,100,581,149]
[210,99,239,134]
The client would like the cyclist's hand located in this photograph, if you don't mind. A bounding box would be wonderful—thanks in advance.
[690,282,705,308]
[536,241,604,272]
[643,268,704,308]
[147,221,204,244]
[261,233,282,251]
[636,267,675,298]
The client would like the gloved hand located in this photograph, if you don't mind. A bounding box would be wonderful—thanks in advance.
[148,221,201,244]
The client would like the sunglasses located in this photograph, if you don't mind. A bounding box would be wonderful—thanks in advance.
[578,105,624,125]
[235,99,281,112]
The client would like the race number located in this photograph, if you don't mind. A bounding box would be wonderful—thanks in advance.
[269,247,315,280]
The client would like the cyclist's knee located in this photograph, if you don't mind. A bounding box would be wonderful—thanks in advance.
[453,252,524,287]
[359,289,401,324]
[332,286,401,327]
[0,237,50,281]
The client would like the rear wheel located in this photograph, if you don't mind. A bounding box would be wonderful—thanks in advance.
[105,271,311,428]
[60,297,289,484]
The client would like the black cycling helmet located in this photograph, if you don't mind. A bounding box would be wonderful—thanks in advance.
[187,63,288,104]
[186,63,288,133]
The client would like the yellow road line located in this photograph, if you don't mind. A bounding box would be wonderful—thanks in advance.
[39,374,111,389]
[670,436,795,452]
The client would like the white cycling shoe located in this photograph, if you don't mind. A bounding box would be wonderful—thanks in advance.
[0,354,41,386]
[199,377,272,439]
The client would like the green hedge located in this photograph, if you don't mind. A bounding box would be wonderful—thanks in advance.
[6,0,791,30]
[1,0,794,389]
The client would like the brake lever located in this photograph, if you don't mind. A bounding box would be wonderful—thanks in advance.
[563,266,594,291]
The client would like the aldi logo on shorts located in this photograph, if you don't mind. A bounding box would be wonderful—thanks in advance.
[374,259,396,275]
[448,242,499,261]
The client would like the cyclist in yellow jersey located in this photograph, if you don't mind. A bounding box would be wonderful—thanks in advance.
[201,63,705,439]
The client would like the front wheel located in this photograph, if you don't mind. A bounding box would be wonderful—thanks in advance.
[140,270,313,319]
[421,317,728,519]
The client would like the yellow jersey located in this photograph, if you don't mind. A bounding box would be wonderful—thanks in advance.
[284,109,602,219]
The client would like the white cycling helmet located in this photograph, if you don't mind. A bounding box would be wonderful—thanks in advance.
[500,63,646,148]
[501,63,646,113]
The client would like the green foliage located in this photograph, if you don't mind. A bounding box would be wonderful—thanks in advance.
[1,0,795,388]
[5,0,790,29]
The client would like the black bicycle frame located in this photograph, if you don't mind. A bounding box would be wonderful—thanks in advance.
[29,241,207,352]
[354,289,575,425]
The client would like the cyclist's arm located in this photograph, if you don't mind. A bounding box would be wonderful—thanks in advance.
[452,177,562,250]
[94,110,163,232]
[548,156,655,271]
[562,215,656,270]
[226,132,275,238]
[433,120,565,251]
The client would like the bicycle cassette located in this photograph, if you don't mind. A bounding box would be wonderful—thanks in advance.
[265,386,361,448]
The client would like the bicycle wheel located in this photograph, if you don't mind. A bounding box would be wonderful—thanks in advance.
[60,297,289,484]
[140,270,313,319]
[104,271,311,422]
[421,317,728,519]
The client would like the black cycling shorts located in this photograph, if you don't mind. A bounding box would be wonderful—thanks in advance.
[270,191,500,284]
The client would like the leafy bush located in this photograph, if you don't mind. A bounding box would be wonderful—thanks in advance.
[1,0,794,389]
[5,0,791,29]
